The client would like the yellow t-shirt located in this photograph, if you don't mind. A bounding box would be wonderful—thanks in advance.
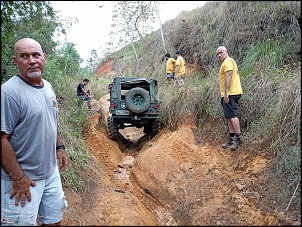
[219,57,243,97]
[166,58,175,74]
[175,56,186,77]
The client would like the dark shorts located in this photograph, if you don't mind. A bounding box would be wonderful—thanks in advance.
[221,95,241,119]
[166,73,174,81]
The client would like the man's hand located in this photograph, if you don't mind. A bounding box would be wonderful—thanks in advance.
[224,93,229,103]
[10,174,36,207]
[56,149,68,171]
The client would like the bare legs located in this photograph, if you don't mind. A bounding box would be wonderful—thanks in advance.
[227,117,241,134]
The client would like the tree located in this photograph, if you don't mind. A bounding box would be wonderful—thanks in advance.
[109,1,165,62]
[1,1,61,83]
[87,50,101,71]
[58,42,83,77]
[153,1,166,53]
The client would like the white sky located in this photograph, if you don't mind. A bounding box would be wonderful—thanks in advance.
[51,1,207,67]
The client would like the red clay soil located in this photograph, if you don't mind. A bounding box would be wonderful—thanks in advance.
[60,94,296,226]
[95,58,112,78]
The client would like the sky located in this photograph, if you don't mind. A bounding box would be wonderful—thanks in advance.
[51,1,207,67]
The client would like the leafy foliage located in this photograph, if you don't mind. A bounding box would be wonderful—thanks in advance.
[1,0,92,191]
[1,1,60,83]
[108,1,163,62]
[1,0,301,220]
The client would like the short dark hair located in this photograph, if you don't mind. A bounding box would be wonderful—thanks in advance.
[165,53,170,57]
[83,78,89,82]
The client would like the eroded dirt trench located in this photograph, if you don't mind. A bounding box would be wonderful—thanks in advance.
[62,95,281,226]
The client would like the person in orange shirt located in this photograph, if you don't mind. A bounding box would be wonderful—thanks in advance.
[174,50,186,87]
[216,45,243,151]
[164,53,175,84]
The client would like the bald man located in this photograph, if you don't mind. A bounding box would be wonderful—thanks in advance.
[216,46,243,151]
[1,38,68,225]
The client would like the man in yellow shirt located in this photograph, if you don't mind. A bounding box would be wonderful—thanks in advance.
[165,53,175,84]
[174,50,186,87]
[216,46,243,151]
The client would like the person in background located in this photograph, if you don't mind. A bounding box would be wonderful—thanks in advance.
[76,78,92,109]
[216,45,243,151]
[174,50,186,87]
[1,37,68,226]
[164,52,175,84]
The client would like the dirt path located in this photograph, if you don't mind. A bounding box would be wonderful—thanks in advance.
[61,95,282,226]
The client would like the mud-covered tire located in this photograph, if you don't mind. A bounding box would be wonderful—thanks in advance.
[107,116,118,140]
[151,119,160,136]
[144,119,160,136]
[125,87,150,113]
[143,124,151,134]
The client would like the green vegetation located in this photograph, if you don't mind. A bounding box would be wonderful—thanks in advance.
[1,0,300,220]
[103,0,301,216]
[240,38,292,77]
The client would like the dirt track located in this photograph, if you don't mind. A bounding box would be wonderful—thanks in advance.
[60,94,289,226]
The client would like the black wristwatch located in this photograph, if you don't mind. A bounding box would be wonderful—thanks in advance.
[56,144,65,150]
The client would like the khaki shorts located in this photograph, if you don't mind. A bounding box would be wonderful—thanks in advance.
[174,75,185,87]
[175,74,185,80]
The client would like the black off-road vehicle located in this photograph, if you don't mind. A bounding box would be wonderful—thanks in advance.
[107,77,160,140]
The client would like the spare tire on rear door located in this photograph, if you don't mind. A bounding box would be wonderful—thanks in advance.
[125,87,150,113]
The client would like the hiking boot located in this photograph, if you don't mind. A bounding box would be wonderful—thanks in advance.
[222,137,235,149]
[229,143,237,151]
[236,137,243,148]
[229,137,243,151]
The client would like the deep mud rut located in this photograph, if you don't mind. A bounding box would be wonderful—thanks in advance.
[61,94,285,226]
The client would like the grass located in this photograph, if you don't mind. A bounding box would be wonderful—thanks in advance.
[55,1,301,220]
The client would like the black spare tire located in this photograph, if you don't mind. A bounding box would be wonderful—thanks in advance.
[125,87,150,113]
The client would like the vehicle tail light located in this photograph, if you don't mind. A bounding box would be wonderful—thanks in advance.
[110,102,118,108]
[153,104,160,109]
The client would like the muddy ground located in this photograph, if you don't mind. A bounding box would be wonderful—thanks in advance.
[60,94,298,226]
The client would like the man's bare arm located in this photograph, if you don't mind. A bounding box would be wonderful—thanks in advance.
[224,70,233,103]
[1,132,36,207]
